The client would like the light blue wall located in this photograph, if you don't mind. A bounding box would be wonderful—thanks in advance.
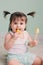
[0,0,43,35]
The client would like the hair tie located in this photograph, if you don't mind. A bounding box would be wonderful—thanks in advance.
[27,11,36,17]
[3,11,11,18]
[3,11,36,18]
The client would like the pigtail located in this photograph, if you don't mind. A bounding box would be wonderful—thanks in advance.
[3,11,11,18]
[27,11,36,17]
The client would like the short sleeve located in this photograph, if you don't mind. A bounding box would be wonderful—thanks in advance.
[24,31,29,46]
[24,31,32,46]
[9,31,14,36]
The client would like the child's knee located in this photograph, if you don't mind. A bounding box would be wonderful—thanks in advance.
[32,57,42,65]
[8,59,23,65]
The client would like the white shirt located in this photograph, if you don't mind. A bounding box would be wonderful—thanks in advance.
[8,31,29,54]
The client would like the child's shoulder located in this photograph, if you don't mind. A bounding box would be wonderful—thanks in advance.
[5,31,13,39]
[24,31,30,38]
[24,30,29,35]
[24,31,31,38]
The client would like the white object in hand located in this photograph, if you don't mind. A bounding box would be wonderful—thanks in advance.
[34,27,39,40]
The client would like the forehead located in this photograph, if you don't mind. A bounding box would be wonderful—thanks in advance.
[13,16,26,22]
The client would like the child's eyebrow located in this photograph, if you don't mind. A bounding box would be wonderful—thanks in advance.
[21,18,25,21]
[21,17,26,21]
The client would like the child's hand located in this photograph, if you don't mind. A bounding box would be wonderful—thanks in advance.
[29,40,38,47]
[13,31,22,39]
[13,32,20,39]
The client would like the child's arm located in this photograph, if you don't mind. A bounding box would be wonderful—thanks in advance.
[4,33,18,50]
[29,27,39,47]
[27,33,38,47]
[28,40,38,47]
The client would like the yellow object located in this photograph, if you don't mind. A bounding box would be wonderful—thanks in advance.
[16,29,20,32]
[35,27,39,34]
[34,27,40,40]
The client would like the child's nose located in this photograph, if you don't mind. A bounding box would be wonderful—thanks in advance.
[17,24,20,27]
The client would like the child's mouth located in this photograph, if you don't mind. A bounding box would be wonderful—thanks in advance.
[16,29,21,32]
[16,28,21,30]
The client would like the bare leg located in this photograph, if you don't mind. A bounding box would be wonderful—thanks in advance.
[8,59,23,65]
[32,57,43,65]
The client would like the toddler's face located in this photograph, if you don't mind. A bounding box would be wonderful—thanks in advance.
[10,17,26,33]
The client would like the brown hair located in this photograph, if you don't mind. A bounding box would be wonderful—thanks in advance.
[3,11,35,31]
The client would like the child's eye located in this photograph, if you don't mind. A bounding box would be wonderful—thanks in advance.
[21,19,24,21]
[14,22,17,24]
[20,23,23,25]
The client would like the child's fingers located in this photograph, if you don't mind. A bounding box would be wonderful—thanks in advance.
[13,32,21,39]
